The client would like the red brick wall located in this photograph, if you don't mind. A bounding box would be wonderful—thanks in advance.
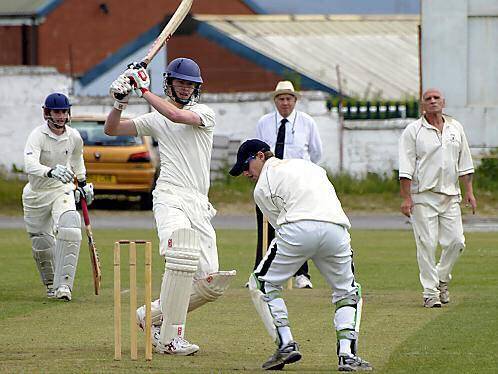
[168,34,284,93]
[1,1,277,92]
[0,27,23,64]
[36,0,254,75]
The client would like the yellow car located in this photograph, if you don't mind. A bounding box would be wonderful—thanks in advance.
[71,115,159,209]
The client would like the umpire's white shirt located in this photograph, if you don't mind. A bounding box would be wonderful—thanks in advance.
[254,157,350,230]
[398,115,474,196]
[133,103,215,197]
[256,109,322,163]
[24,123,85,193]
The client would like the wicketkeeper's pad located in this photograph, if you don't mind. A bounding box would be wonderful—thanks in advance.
[248,272,280,345]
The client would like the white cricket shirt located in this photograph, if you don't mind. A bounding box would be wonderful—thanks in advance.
[256,109,322,163]
[254,157,351,230]
[24,123,85,191]
[133,103,215,196]
[398,115,474,196]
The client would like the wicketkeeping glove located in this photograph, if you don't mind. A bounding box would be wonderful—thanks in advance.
[109,74,132,110]
[74,181,94,205]
[125,67,150,98]
[47,164,75,184]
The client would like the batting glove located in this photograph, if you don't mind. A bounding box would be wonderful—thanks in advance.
[74,181,95,205]
[125,67,150,98]
[110,74,132,110]
[47,164,75,184]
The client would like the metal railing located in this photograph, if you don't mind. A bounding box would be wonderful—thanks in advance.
[326,100,420,120]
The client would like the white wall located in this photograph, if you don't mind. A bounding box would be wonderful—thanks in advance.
[0,67,72,170]
[421,0,498,150]
[3,66,482,179]
[344,121,410,176]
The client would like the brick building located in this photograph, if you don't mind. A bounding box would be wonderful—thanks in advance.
[1,1,420,98]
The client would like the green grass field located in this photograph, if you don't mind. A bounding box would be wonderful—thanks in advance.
[1,228,497,373]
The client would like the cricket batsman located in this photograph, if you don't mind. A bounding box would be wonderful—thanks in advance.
[23,92,94,301]
[105,58,236,355]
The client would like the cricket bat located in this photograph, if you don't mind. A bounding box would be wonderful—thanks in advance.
[81,198,102,295]
[141,0,193,68]
[115,0,193,99]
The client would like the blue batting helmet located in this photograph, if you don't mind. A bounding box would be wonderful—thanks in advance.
[43,93,71,110]
[165,58,203,83]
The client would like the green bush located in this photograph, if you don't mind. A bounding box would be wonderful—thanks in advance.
[209,171,255,205]
[0,174,24,213]
[475,149,498,191]
[329,171,399,194]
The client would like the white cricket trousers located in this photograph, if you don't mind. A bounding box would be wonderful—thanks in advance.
[256,220,358,304]
[152,184,219,279]
[411,191,465,298]
[22,185,76,233]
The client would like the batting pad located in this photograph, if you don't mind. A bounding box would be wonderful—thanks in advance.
[159,228,201,343]
[53,210,82,290]
[248,273,279,345]
[335,284,363,355]
[31,233,55,286]
[188,270,237,312]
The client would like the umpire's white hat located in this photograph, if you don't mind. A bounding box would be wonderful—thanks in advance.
[271,81,301,100]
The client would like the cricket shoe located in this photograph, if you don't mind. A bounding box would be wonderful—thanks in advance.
[423,296,441,308]
[155,336,199,356]
[338,354,373,371]
[46,285,55,298]
[438,281,450,304]
[55,285,71,301]
[295,274,313,289]
[262,341,302,370]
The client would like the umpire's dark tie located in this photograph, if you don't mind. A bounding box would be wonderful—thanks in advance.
[274,118,287,159]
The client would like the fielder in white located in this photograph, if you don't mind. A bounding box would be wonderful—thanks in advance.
[229,139,372,372]
[23,93,94,301]
[399,88,477,308]
[105,58,235,356]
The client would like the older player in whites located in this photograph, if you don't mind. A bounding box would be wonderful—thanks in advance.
[23,93,94,301]
[229,139,372,371]
[399,88,476,308]
[105,58,235,356]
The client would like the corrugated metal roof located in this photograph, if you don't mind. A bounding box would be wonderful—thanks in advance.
[0,0,63,17]
[242,0,420,15]
[0,0,51,15]
[196,15,420,100]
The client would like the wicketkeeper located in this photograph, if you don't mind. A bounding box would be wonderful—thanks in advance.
[229,139,372,372]
[105,58,236,355]
[23,93,94,301]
